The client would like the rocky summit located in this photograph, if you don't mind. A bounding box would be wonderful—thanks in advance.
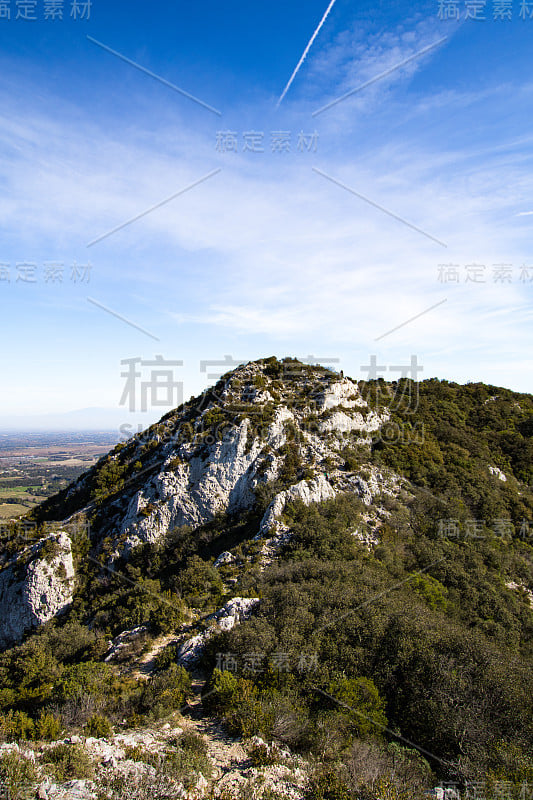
[33,356,396,562]
[1,357,533,800]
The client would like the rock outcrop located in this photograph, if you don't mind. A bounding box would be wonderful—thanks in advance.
[60,364,390,558]
[177,597,260,666]
[0,531,75,649]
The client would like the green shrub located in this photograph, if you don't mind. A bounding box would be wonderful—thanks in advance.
[0,711,35,742]
[0,751,38,800]
[39,537,61,563]
[154,644,178,671]
[35,711,62,741]
[44,742,94,781]
[326,677,388,740]
[149,593,186,634]
[139,665,191,718]
[177,556,223,607]
[123,745,160,767]
[306,766,355,800]
[177,730,208,757]
[163,737,211,788]
[248,741,280,767]
[84,713,113,738]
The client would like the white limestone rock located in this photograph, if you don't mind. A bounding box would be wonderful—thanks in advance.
[258,475,336,539]
[318,378,366,412]
[213,551,236,568]
[488,465,507,482]
[104,626,149,662]
[505,581,533,608]
[117,406,298,554]
[319,409,389,435]
[0,532,75,649]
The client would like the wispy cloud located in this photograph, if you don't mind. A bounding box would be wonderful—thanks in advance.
[313,35,448,117]
[1,24,533,416]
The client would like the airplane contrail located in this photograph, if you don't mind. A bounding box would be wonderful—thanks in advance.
[276,0,339,109]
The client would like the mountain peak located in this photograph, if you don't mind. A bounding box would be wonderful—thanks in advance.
[31,358,392,562]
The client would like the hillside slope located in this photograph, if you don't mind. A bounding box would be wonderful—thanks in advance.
[1,357,532,799]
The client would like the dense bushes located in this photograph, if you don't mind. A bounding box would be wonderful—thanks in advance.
[0,624,191,736]
[1,370,533,791]
[138,665,191,718]
[366,379,533,526]
[201,490,533,784]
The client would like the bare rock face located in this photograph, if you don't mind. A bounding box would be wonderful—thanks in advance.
[213,551,236,568]
[33,360,396,570]
[0,532,75,649]
[117,410,296,554]
[258,475,336,539]
[318,377,367,412]
[489,465,507,482]
[98,367,395,558]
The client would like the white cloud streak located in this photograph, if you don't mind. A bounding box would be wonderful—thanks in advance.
[276,0,339,108]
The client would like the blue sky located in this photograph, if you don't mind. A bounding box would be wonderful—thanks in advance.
[1,0,533,429]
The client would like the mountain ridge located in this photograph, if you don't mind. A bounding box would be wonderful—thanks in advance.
[0,356,532,798]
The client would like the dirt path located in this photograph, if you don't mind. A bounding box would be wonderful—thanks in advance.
[131,634,179,680]
[180,678,249,783]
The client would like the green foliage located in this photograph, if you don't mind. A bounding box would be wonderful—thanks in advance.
[153,643,178,672]
[35,711,62,741]
[0,751,38,800]
[149,593,186,634]
[139,665,191,718]
[92,458,126,501]
[177,555,223,607]
[366,379,533,525]
[39,537,61,563]
[326,677,388,739]
[54,661,115,703]
[278,441,303,484]
[122,744,160,767]
[409,573,449,611]
[3,365,533,788]
[84,713,113,738]
[43,742,94,781]
[248,741,281,767]
[203,669,265,737]
[0,711,34,741]
[177,730,209,758]
[306,767,355,800]
[164,732,211,788]
[204,487,533,781]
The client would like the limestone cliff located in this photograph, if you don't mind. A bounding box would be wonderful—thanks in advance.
[0,531,75,648]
